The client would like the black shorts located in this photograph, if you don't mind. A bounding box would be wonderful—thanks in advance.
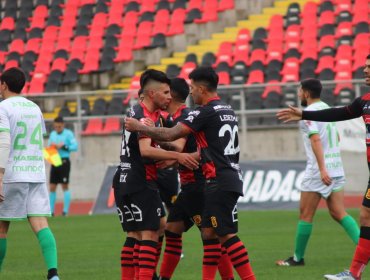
[157,168,179,210]
[50,158,70,184]
[167,189,204,232]
[362,178,370,208]
[202,187,240,237]
[114,187,165,232]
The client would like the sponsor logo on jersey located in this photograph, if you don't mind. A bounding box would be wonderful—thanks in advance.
[120,173,128,183]
[213,104,231,111]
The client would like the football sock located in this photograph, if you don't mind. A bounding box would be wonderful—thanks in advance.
[134,241,140,280]
[340,215,360,245]
[121,237,136,280]
[154,235,164,273]
[218,246,234,280]
[37,228,58,270]
[160,230,182,279]
[63,190,71,214]
[47,268,58,279]
[139,240,158,280]
[202,239,221,280]
[223,236,255,280]
[350,226,370,278]
[293,220,312,262]
[0,238,6,272]
[49,192,56,214]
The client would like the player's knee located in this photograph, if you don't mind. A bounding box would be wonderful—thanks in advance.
[201,227,217,240]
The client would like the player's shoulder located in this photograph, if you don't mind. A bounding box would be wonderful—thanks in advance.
[128,103,144,118]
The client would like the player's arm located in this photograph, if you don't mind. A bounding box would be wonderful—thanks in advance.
[125,117,191,141]
[310,133,332,186]
[157,137,187,152]
[0,131,11,202]
[139,137,198,170]
[277,97,363,123]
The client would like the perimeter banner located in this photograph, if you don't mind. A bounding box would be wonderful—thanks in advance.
[336,117,366,152]
[92,161,306,214]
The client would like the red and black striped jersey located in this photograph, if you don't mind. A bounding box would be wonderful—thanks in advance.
[171,105,205,192]
[114,102,161,195]
[302,93,370,166]
[180,97,243,195]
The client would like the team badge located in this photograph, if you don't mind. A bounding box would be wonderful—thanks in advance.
[211,216,218,228]
[193,215,202,226]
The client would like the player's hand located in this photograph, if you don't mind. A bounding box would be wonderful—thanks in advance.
[56,142,64,149]
[177,153,199,170]
[124,117,142,132]
[156,159,178,169]
[276,106,303,123]
[320,169,332,186]
[141,118,155,127]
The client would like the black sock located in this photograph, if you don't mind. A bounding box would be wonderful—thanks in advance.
[47,268,58,279]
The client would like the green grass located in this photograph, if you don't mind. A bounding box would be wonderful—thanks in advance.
[1,209,367,280]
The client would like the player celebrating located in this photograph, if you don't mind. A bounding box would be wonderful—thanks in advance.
[113,69,198,280]
[125,67,255,280]
[157,77,234,280]
[0,68,59,280]
[277,55,370,280]
[276,79,359,267]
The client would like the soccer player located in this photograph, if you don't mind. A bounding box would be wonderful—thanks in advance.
[0,68,59,280]
[275,79,359,267]
[277,55,370,280]
[125,67,256,280]
[48,116,78,216]
[113,69,198,280]
[158,77,234,280]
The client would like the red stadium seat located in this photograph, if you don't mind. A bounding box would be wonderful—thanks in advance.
[247,70,264,84]
[353,8,368,25]
[318,35,335,50]
[166,8,186,35]
[122,11,139,27]
[233,44,249,65]
[79,49,100,74]
[318,11,335,27]
[195,0,218,23]
[316,56,335,73]
[235,29,251,45]
[102,117,121,134]
[334,71,353,95]
[89,13,108,38]
[114,35,134,62]
[335,22,353,38]
[70,36,88,61]
[268,15,284,34]
[0,17,15,31]
[335,45,352,61]
[188,0,203,11]
[218,0,234,11]
[28,5,48,30]
[28,73,47,94]
[335,0,352,14]
[179,62,197,82]
[44,26,59,41]
[284,25,301,49]
[249,49,265,65]
[300,46,318,61]
[4,60,19,70]
[25,38,41,54]
[262,81,282,98]
[141,0,156,13]
[217,71,230,85]
[301,1,318,18]
[133,21,153,49]
[335,58,352,72]
[51,58,67,72]
[8,39,24,55]
[56,37,71,52]
[153,9,170,34]
[81,118,104,135]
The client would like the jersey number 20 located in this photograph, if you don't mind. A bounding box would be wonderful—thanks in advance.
[219,124,240,155]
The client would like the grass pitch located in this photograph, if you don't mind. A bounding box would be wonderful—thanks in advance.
[1,209,367,280]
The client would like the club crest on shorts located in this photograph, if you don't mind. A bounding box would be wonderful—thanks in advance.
[211,216,218,228]
[366,189,370,200]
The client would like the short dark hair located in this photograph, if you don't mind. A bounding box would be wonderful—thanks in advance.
[54,116,64,123]
[140,69,170,89]
[301,78,322,99]
[138,88,143,97]
[0,67,26,94]
[170,78,189,102]
[188,67,219,92]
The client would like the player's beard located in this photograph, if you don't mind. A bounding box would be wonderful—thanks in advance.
[300,99,307,107]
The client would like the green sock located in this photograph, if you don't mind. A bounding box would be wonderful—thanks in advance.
[0,238,6,271]
[340,215,360,245]
[293,220,313,261]
[37,228,58,270]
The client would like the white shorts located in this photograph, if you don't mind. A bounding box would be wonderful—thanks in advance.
[300,176,346,199]
[0,182,51,220]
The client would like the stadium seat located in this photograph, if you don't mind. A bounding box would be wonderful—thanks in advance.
[321,88,337,106]
[91,98,107,115]
[166,8,186,35]
[247,70,264,84]
[185,8,202,23]
[28,73,47,94]
[355,22,370,35]
[217,71,230,85]
[218,0,234,11]
[335,22,353,38]
[166,64,181,79]
[201,52,216,67]
[102,117,121,134]
[81,118,104,135]
[157,0,171,11]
